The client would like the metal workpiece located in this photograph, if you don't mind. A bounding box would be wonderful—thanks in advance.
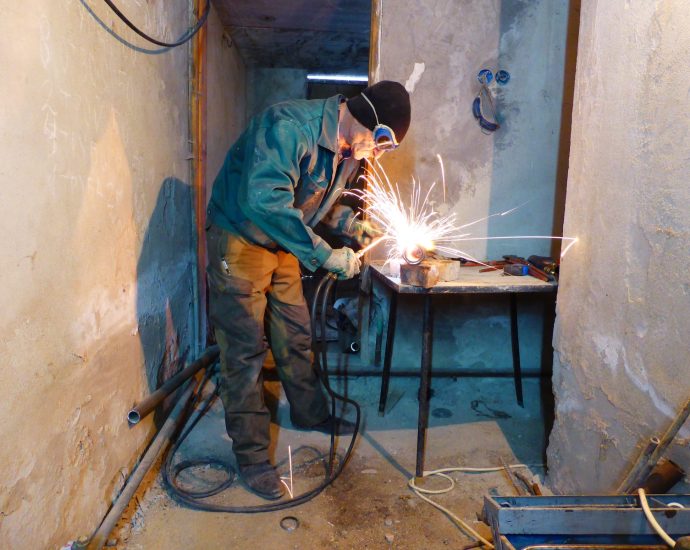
[402,244,426,265]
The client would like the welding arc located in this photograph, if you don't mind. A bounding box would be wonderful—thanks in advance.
[161,272,361,513]
[101,0,210,48]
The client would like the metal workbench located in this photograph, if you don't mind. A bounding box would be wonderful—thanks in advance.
[365,262,558,478]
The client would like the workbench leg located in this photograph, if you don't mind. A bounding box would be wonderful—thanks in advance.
[509,293,524,407]
[357,266,372,365]
[378,291,398,416]
[416,295,434,479]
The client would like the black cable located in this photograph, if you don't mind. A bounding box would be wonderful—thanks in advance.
[101,0,210,48]
[320,276,338,475]
[161,272,362,513]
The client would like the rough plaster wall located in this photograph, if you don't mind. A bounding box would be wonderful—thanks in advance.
[246,68,308,120]
[0,1,194,546]
[371,1,567,371]
[376,0,567,261]
[547,0,690,493]
[206,9,247,186]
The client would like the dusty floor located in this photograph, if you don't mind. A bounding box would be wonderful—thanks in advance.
[118,351,550,550]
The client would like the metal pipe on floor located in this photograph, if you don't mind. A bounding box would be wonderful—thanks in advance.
[617,436,660,493]
[618,395,690,493]
[87,379,199,550]
[127,345,218,425]
[639,458,685,494]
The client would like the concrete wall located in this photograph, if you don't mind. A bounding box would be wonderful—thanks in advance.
[370,1,568,371]
[207,12,247,185]
[246,68,308,120]
[547,1,690,492]
[0,1,244,546]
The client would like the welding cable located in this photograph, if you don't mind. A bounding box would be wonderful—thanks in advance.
[638,488,677,548]
[161,272,361,513]
[101,0,210,48]
[311,272,362,478]
[408,464,541,549]
[320,275,339,475]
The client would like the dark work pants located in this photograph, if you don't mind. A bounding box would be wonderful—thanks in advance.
[206,224,329,465]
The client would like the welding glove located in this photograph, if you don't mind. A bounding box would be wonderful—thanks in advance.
[322,205,380,247]
[349,218,380,247]
[323,247,361,280]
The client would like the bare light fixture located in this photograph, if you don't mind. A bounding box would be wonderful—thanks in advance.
[307,74,369,83]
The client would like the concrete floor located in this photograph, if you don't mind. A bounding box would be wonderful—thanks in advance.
[118,347,550,550]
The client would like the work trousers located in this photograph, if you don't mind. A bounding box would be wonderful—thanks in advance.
[206,224,329,465]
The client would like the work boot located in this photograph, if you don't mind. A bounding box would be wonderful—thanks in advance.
[238,462,285,500]
[298,415,357,435]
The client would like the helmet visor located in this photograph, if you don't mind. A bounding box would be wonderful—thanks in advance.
[373,124,399,151]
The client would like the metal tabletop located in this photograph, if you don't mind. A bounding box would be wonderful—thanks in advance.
[368,262,558,294]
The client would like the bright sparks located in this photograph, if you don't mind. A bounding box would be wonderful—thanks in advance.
[349,159,468,264]
[349,158,577,264]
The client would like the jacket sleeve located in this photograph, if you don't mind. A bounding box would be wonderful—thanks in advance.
[237,119,333,271]
[320,204,357,236]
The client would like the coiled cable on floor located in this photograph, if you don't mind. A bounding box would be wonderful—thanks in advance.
[161,271,361,512]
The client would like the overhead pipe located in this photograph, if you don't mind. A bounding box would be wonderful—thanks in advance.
[127,345,218,425]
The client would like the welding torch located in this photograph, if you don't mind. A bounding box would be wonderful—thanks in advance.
[356,235,386,259]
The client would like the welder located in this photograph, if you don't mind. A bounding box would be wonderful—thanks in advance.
[205,80,411,500]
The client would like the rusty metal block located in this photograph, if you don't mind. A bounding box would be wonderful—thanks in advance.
[399,260,440,288]
[435,258,460,282]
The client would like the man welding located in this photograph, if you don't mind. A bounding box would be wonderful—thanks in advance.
[205,80,411,499]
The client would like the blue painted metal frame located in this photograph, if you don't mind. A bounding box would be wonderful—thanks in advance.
[484,495,690,550]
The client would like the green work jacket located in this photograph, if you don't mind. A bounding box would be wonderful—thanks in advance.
[207,95,359,271]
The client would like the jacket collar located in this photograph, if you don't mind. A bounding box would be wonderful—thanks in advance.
[317,95,344,153]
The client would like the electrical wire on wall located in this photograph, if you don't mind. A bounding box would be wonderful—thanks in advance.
[101,0,210,47]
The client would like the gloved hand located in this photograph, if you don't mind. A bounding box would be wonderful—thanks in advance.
[321,205,380,247]
[323,247,361,280]
[350,219,381,247]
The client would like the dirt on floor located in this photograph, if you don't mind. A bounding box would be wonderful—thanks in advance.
[118,375,549,549]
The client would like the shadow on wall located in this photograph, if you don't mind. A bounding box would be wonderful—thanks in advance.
[136,177,196,410]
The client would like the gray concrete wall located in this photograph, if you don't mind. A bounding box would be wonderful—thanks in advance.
[207,12,247,185]
[547,1,690,493]
[246,68,308,120]
[370,1,568,372]
[0,1,244,546]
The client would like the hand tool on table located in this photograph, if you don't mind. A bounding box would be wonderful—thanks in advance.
[503,264,528,276]
[527,255,559,278]
[503,255,554,282]
[477,256,554,281]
